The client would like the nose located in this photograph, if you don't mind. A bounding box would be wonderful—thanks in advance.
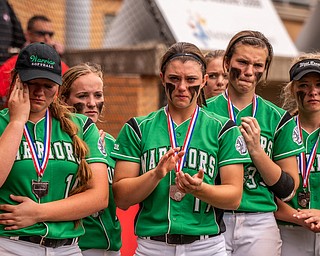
[176,80,188,91]
[87,95,96,107]
[244,64,254,76]
[308,85,319,96]
[216,75,225,87]
[33,86,45,95]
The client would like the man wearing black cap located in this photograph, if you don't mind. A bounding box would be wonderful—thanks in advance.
[0,15,68,109]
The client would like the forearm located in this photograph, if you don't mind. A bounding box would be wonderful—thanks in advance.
[0,121,25,186]
[274,198,300,225]
[250,148,282,186]
[36,186,108,222]
[193,183,242,210]
[113,169,162,210]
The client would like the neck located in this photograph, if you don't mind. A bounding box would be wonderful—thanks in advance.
[167,104,197,125]
[298,111,320,134]
[227,87,255,110]
[29,110,47,123]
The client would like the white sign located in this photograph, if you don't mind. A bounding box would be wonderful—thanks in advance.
[155,0,298,57]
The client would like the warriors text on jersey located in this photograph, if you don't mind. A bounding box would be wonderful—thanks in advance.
[206,94,305,212]
[0,109,108,239]
[79,132,122,251]
[111,107,251,237]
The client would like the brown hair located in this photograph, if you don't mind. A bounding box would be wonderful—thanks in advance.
[204,49,225,64]
[160,42,207,107]
[224,30,273,85]
[281,52,320,115]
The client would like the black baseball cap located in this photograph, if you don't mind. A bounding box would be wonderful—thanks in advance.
[289,58,320,81]
[15,42,62,85]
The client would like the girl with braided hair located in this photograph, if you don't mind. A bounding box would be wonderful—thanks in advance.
[0,42,109,256]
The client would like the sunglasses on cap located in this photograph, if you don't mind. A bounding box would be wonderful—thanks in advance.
[32,30,55,38]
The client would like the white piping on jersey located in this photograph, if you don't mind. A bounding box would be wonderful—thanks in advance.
[111,152,140,161]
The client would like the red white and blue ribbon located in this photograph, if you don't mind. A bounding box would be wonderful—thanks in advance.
[23,110,52,178]
[225,89,258,123]
[165,105,199,173]
[296,115,319,188]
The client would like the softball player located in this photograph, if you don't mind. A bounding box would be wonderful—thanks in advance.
[60,63,122,256]
[0,43,109,256]
[111,42,251,256]
[275,54,320,256]
[205,30,304,256]
[204,50,228,99]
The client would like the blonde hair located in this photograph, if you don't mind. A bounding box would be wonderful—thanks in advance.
[281,52,320,115]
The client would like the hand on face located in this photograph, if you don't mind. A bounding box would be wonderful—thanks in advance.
[8,75,30,125]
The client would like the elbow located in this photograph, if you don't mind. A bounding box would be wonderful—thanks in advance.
[114,195,130,210]
[228,194,242,210]
[268,170,295,202]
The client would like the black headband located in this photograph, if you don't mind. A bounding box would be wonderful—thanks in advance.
[161,53,206,71]
[289,59,320,81]
[230,35,273,57]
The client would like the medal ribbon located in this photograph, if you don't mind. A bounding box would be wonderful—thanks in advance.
[225,89,258,123]
[165,105,199,173]
[296,115,319,188]
[23,110,51,177]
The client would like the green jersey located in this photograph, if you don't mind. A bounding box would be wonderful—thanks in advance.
[279,119,320,226]
[0,109,108,239]
[79,133,122,251]
[206,94,304,212]
[111,107,251,237]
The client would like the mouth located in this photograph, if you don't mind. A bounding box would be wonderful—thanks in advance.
[85,111,98,115]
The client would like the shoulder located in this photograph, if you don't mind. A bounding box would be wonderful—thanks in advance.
[104,132,116,144]
[126,108,163,129]
[257,96,286,116]
[69,113,95,131]
[199,108,237,136]
[200,107,233,125]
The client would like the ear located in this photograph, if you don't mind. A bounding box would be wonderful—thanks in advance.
[200,74,208,90]
[159,72,165,87]
[225,59,230,72]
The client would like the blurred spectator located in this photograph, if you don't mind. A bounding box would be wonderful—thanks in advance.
[0,0,25,65]
[204,50,228,99]
[0,15,68,108]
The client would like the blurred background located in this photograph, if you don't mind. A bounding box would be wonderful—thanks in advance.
[2,0,320,137]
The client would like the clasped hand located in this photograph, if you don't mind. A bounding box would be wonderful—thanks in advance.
[0,195,39,230]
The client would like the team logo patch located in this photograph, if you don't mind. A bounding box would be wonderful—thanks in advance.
[235,136,247,155]
[98,138,107,156]
[114,144,119,150]
[292,126,303,145]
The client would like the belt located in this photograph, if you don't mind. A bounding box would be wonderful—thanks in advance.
[142,234,217,245]
[225,210,252,214]
[10,236,76,248]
